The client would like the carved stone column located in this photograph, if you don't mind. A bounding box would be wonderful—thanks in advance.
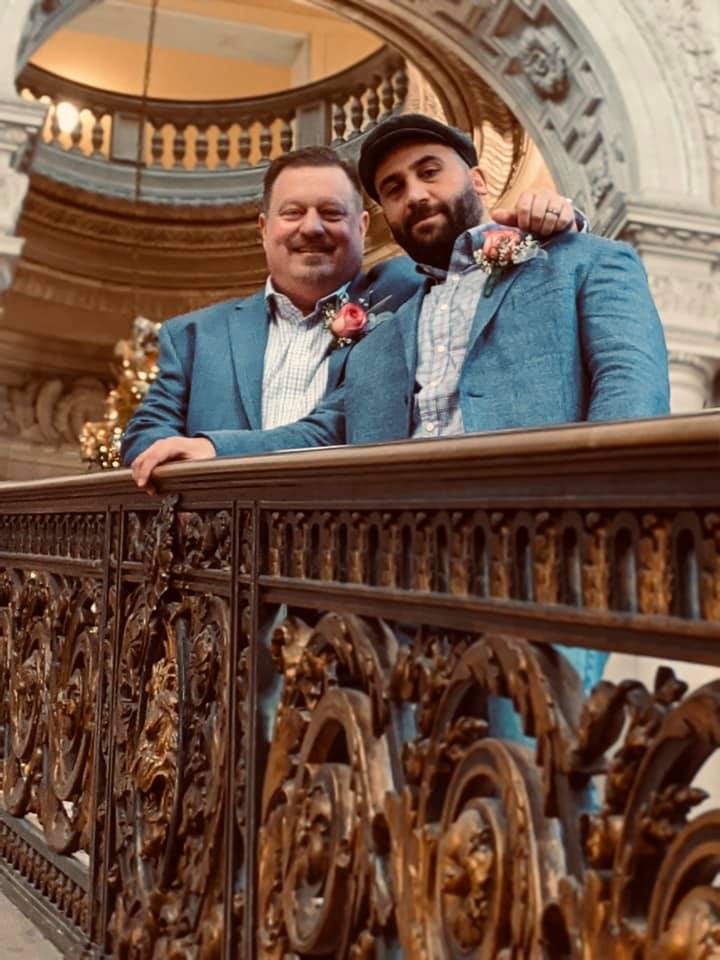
[0,96,46,292]
[668,352,716,412]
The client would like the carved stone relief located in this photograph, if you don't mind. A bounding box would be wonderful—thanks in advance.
[0,375,106,447]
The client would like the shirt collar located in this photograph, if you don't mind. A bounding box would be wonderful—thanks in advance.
[265,276,352,323]
[415,222,494,283]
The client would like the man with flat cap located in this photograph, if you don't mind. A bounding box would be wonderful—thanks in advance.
[142,114,669,696]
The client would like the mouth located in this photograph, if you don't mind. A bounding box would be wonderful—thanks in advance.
[291,246,334,255]
[407,211,444,232]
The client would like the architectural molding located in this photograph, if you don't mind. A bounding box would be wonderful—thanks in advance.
[0,327,112,379]
[0,95,47,290]
[609,197,720,261]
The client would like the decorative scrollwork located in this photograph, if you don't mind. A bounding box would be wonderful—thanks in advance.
[110,495,230,956]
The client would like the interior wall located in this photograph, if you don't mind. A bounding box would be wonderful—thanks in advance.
[31,0,383,98]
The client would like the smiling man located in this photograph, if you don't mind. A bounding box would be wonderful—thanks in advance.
[123,140,579,485]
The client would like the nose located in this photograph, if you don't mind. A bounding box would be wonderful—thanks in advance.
[406,175,431,207]
[298,207,325,236]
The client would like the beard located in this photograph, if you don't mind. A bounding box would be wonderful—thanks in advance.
[389,184,485,269]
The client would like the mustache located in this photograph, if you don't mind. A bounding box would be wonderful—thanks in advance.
[288,239,335,253]
[403,202,447,231]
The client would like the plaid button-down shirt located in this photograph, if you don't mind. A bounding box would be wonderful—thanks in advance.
[412,225,491,438]
[261,278,348,430]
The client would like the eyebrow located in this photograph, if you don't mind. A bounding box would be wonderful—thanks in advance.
[277,198,349,212]
[376,152,444,197]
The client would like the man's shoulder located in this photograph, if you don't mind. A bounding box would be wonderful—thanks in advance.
[356,256,423,310]
[545,230,639,263]
[162,293,263,337]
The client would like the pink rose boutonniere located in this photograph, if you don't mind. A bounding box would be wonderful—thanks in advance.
[474,226,546,297]
[327,302,368,348]
[323,293,392,350]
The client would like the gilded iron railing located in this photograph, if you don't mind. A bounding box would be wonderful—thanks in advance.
[17,48,408,204]
[0,414,719,957]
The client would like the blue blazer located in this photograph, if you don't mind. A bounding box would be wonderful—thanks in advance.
[207,232,670,456]
[120,257,423,465]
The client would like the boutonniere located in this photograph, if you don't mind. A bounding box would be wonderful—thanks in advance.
[322,293,392,351]
[474,227,547,297]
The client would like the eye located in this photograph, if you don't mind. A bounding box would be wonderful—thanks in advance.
[320,208,345,221]
[281,207,304,219]
[382,181,402,200]
[419,164,441,180]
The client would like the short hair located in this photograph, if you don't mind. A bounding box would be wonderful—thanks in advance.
[262,146,364,211]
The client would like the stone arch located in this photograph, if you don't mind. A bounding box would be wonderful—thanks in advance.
[12,0,718,224]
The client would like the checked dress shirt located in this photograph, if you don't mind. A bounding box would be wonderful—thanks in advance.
[261,277,349,430]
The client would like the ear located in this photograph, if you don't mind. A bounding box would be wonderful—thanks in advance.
[359,209,370,239]
[258,211,267,244]
[469,166,489,198]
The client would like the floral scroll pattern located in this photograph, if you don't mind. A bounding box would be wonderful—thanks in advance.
[257,612,720,959]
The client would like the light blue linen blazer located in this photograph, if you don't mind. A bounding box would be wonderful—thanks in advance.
[205,231,670,456]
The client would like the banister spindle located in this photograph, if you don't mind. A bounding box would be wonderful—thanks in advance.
[69,111,83,153]
[216,124,230,169]
[380,74,395,118]
[279,115,293,155]
[90,109,105,157]
[195,125,209,169]
[331,100,348,145]
[258,119,273,164]
[150,121,164,167]
[365,82,380,128]
[172,124,187,168]
[238,122,251,168]
[349,91,364,137]
[393,66,409,108]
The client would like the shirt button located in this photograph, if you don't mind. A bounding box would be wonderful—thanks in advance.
[424,421,436,433]
[437,344,447,354]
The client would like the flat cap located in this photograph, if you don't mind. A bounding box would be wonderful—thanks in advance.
[358,113,478,201]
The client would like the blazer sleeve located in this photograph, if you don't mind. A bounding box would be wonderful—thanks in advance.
[199,381,346,458]
[120,322,190,465]
[579,242,670,421]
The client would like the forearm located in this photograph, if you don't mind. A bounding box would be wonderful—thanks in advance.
[201,391,346,458]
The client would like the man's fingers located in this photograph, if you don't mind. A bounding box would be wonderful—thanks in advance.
[490,207,518,226]
[131,439,174,490]
[129,437,216,493]
[535,195,574,236]
[528,191,549,233]
[515,192,534,232]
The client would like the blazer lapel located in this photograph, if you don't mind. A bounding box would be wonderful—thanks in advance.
[397,285,427,378]
[227,292,268,430]
[326,342,350,390]
[466,266,523,357]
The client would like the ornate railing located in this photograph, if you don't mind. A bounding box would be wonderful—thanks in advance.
[1,414,720,957]
[17,48,408,204]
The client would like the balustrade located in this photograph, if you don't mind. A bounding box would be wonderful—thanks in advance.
[0,415,719,956]
[16,48,408,204]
